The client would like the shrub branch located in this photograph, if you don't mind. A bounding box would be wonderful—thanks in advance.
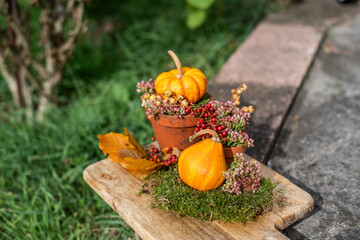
[0,0,85,120]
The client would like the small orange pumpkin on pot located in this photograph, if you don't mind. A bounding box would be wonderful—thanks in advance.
[154,50,207,103]
[178,129,227,191]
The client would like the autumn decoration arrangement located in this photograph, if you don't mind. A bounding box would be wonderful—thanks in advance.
[98,50,283,222]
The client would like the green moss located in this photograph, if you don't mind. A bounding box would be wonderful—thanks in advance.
[142,167,283,223]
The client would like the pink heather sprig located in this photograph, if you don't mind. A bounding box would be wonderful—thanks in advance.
[226,130,254,148]
[136,78,155,94]
[208,100,254,148]
[222,153,261,195]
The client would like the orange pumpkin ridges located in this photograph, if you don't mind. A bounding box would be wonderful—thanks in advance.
[178,129,226,191]
[154,50,207,103]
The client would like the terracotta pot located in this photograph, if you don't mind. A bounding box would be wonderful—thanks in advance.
[147,114,199,150]
[223,145,247,166]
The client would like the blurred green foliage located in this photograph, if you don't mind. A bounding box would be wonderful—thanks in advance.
[0,0,278,238]
[186,0,215,28]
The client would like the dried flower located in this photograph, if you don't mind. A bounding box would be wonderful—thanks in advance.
[169,98,176,104]
[181,100,189,106]
[248,106,255,113]
[165,90,173,97]
[222,153,261,195]
[149,95,156,101]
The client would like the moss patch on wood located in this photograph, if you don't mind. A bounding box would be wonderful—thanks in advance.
[141,166,283,223]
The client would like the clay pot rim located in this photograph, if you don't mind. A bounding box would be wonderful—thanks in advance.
[223,145,248,152]
[146,112,198,128]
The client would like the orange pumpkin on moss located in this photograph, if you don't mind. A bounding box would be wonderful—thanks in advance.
[154,50,207,103]
[178,129,226,191]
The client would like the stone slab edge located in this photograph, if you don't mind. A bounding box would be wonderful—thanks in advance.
[207,0,360,163]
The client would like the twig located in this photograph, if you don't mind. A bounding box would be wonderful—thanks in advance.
[0,53,19,105]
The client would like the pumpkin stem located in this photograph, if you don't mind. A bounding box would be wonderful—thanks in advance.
[168,50,183,78]
[189,129,221,143]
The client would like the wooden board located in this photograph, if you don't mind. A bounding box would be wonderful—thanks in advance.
[83,154,313,240]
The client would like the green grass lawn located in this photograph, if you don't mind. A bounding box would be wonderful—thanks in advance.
[0,0,278,239]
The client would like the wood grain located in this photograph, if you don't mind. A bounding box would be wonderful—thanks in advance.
[83,154,313,240]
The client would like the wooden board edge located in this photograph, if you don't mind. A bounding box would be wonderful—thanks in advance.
[243,154,314,229]
[83,160,240,240]
[83,158,314,239]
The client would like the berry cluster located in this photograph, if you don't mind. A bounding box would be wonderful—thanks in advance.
[146,137,178,166]
[191,103,228,142]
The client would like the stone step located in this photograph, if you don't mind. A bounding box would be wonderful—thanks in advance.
[208,0,360,163]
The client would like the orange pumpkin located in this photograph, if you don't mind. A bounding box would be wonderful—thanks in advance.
[155,50,207,103]
[178,129,226,191]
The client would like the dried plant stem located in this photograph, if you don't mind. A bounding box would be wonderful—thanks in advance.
[189,129,221,143]
[172,95,185,107]
[167,50,183,78]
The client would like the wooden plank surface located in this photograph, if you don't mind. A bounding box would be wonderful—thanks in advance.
[83,154,313,240]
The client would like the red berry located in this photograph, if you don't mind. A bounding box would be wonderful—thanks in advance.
[211,118,217,122]
[212,113,216,117]
[207,103,211,108]
[151,137,155,141]
[139,156,143,159]
[185,109,190,114]
[171,159,176,163]
[222,138,227,142]
[217,126,222,131]
[197,109,201,113]
[209,107,214,112]
[204,113,208,118]
[222,131,227,137]
[150,153,153,156]
[200,123,206,128]
[177,177,181,181]
[191,112,195,115]
[153,148,159,153]
[201,104,205,108]
[154,155,158,159]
